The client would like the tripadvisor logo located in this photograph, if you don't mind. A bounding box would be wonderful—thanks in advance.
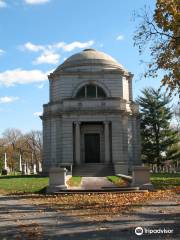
[135,227,174,236]
[135,227,143,236]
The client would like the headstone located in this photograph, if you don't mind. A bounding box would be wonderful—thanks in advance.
[22,163,27,175]
[38,161,42,172]
[4,152,7,169]
[3,152,10,174]
[33,163,37,174]
[131,166,153,190]
[46,167,67,193]
[19,154,22,172]
[26,162,31,175]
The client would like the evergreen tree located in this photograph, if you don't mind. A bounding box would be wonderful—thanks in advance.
[137,88,179,168]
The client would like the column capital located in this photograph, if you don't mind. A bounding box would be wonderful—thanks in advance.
[74,121,81,125]
[104,121,110,125]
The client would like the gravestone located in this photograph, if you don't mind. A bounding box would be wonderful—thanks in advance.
[33,163,37,174]
[22,163,27,175]
[19,154,22,172]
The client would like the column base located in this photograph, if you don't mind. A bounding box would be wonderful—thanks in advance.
[47,167,67,193]
[46,185,67,193]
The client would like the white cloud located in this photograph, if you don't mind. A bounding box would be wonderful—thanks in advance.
[23,40,95,53]
[0,68,48,87]
[0,49,5,55]
[25,0,50,5]
[37,83,45,89]
[0,96,19,104]
[0,0,7,8]
[23,42,44,52]
[116,34,124,41]
[33,51,60,65]
[33,111,42,116]
[62,40,94,52]
[21,40,95,65]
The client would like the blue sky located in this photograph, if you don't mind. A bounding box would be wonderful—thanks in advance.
[0,0,160,135]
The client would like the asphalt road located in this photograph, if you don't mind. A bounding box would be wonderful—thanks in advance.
[0,194,179,240]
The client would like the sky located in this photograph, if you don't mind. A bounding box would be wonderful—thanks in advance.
[0,0,160,135]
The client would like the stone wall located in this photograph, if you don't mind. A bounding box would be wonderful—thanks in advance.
[50,73,125,101]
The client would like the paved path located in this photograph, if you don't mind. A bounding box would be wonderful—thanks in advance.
[0,194,179,239]
[81,177,117,190]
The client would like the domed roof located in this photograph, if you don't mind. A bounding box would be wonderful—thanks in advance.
[54,49,128,73]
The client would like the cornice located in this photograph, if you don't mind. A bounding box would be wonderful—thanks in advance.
[48,69,132,80]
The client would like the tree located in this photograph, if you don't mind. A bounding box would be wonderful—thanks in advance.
[24,130,42,169]
[2,128,23,171]
[133,0,180,95]
[173,102,180,133]
[3,128,22,150]
[0,129,43,173]
[166,142,180,167]
[137,88,179,168]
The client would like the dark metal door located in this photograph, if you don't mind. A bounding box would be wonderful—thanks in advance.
[85,134,100,163]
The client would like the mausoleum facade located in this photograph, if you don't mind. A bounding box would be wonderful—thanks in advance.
[42,49,141,176]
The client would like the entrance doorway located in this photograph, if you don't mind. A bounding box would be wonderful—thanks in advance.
[84,133,100,163]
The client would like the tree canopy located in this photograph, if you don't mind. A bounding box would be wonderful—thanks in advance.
[137,88,179,167]
[134,0,180,95]
[0,128,42,172]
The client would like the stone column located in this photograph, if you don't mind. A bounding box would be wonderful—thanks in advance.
[75,122,81,165]
[132,115,141,166]
[104,121,110,163]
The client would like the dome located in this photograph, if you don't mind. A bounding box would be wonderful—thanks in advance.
[53,48,128,73]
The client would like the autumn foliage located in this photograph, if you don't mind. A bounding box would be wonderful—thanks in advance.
[134,0,180,95]
[26,190,176,221]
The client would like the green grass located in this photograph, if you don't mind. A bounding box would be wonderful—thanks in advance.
[107,176,128,187]
[108,173,180,189]
[0,175,48,194]
[0,173,179,194]
[150,173,180,189]
[67,176,82,187]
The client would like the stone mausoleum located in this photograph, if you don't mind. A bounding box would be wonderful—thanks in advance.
[42,49,141,176]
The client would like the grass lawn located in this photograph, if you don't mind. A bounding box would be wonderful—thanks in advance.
[66,176,82,187]
[150,173,180,189]
[107,173,180,189]
[0,175,48,194]
[107,176,128,186]
[0,173,179,194]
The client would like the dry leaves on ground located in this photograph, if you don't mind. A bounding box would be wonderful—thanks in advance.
[25,190,176,220]
[15,222,44,240]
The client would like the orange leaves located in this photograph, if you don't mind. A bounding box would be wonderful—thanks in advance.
[134,0,180,96]
[18,222,43,240]
[26,190,175,221]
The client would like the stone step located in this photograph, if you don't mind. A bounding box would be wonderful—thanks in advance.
[72,164,114,177]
